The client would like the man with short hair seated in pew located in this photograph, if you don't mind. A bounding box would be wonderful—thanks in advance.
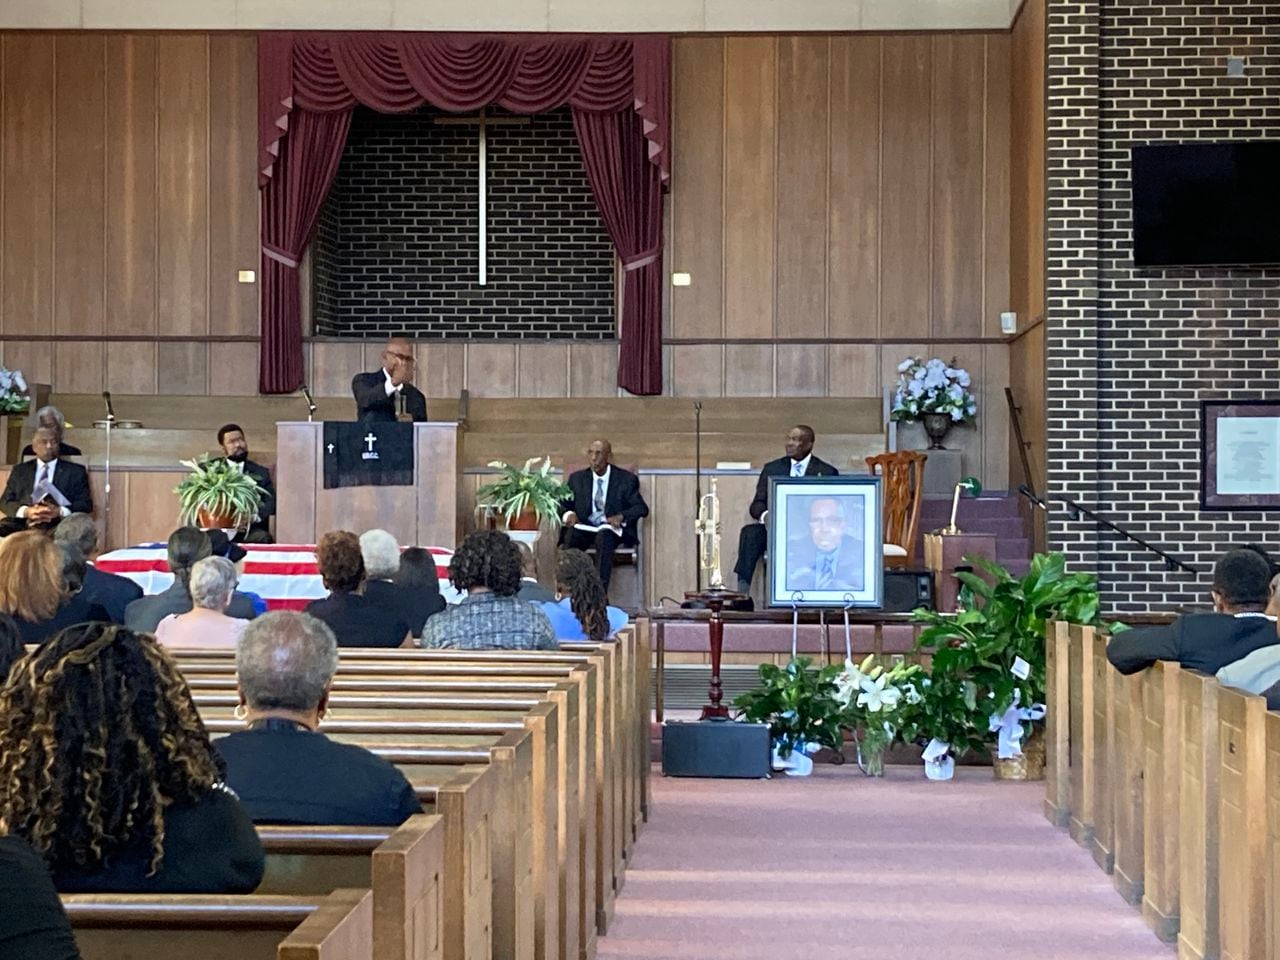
[0,623,264,892]
[1107,548,1277,675]
[217,611,423,826]
[0,834,82,960]
[1213,569,1280,701]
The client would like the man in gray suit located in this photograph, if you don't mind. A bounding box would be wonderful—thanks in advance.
[125,526,258,633]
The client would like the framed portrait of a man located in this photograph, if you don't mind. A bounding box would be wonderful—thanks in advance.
[766,476,883,608]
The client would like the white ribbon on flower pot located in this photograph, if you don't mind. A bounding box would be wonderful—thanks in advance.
[921,738,954,780]
[771,740,817,777]
[987,690,1047,760]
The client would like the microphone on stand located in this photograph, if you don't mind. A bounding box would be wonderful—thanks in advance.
[1017,484,1049,512]
[102,390,116,422]
[396,390,407,420]
[301,385,317,423]
[101,391,116,544]
[693,401,703,593]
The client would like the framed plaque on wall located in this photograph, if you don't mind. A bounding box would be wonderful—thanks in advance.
[1201,400,1280,510]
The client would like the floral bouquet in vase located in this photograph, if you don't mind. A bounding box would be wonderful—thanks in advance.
[833,655,922,776]
[0,366,29,415]
[889,357,977,449]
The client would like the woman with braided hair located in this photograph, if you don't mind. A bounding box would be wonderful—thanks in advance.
[0,622,264,893]
[540,548,628,643]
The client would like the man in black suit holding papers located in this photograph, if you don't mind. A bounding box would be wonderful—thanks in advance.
[559,439,648,593]
[0,425,92,527]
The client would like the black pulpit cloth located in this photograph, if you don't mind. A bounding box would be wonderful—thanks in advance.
[322,421,414,489]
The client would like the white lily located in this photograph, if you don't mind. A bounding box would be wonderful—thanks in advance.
[857,673,902,713]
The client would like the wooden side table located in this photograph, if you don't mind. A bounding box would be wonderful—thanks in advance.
[923,531,998,612]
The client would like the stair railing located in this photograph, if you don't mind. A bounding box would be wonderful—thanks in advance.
[1005,386,1036,497]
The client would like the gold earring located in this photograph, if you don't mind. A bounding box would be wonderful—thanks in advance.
[233,703,248,721]
[319,707,332,725]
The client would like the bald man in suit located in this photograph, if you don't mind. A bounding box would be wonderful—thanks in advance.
[352,337,428,423]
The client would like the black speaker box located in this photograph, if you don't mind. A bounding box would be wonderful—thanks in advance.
[661,720,771,779]
[883,569,935,613]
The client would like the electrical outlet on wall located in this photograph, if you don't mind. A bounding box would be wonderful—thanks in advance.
[1000,311,1017,334]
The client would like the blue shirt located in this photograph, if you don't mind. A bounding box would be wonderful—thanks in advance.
[539,597,628,642]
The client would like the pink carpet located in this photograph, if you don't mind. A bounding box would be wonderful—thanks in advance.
[600,765,1173,960]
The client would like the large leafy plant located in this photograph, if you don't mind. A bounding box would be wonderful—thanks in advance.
[734,657,846,758]
[175,455,264,530]
[477,457,572,527]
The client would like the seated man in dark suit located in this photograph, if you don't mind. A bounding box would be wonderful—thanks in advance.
[1107,548,1277,676]
[516,542,556,603]
[124,526,259,633]
[52,512,142,624]
[19,405,81,459]
[351,336,428,423]
[733,425,839,593]
[558,439,648,593]
[784,496,865,593]
[0,425,92,526]
[216,423,276,543]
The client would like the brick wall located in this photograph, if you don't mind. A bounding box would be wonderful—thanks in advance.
[1047,0,1280,610]
[311,105,617,340]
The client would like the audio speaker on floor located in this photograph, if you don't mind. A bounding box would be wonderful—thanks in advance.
[661,720,771,779]
[882,569,935,613]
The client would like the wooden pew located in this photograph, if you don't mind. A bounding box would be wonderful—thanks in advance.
[1177,671,1220,960]
[1264,712,1280,960]
[1142,661,1181,943]
[255,816,444,960]
[1111,665,1145,905]
[1044,619,1071,828]
[64,888,373,960]
[1086,625,1115,873]
[1067,624,1095,847]
[1217,685,1266,960]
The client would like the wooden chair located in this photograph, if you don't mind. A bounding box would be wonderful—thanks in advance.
[865,451,927,568]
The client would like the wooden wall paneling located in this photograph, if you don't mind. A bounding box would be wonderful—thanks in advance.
[879,36,932,340]
[465,343,517,398]
[1011,0,1046,325]
[4,340,52,387]
[670,37,725,340]
[156,340,208,395]
[2,34,55,336]
[54,341,105,394]
[827,343,880,399]
[105,340,156,394]
[124,470,186,545]
[310,341,364,398]
[104,34,157,336]
[774,36,829,340]
[516,343,569,398]
[983,33,1012,334]
[930,35,985,339]
[54,35,106,337]
[775,343,826,397]
[982,343,1010,490]
[89,469,129,552]
[417,341,465,400]
[648,473,696,602]
[940,341,985,483]
[208,34,259,337]
[208,341,260,395]
[670,344,723,397]
[155,34,209,336]
[568,343,617,398]
[1009,323,1045,496]
[827,36,881,340]
[723,344,773,397]
[722,36,776,340]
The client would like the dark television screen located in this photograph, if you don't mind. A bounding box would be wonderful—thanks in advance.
[1131,141,1280,267]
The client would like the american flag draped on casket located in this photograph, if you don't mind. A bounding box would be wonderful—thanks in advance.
[95,543,463,611]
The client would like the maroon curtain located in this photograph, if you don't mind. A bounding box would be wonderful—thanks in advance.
[259,108,352,393]
[258,33,670,394]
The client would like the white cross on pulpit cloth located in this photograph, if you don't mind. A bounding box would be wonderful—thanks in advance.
[433,108,530,285]
[364,433,377,452]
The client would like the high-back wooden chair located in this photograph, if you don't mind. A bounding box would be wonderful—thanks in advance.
[865,450,927,568]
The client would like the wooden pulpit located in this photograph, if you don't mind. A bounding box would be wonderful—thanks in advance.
[923,531,998,613]
[275,422,460,547]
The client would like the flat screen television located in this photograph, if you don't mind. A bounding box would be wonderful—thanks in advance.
[1131,141,1280,267]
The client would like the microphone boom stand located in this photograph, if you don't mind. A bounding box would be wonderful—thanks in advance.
[101,392,116,544]
[693,401,702,592]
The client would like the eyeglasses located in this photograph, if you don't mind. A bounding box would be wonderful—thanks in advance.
[387,351,415,363]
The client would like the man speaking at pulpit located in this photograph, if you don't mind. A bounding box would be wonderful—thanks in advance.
[352,337,428,423]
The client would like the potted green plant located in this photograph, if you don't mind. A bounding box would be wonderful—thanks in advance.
[476,457,572,531]
[174,455,265,531]
[733,657,846,775]
[832,654,922,777]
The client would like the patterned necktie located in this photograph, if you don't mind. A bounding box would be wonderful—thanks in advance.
[817,555,834,589]
[792,461,804,477]
[593,476,605,519]
[37,463,49,487]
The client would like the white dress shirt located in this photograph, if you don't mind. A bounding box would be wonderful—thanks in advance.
[564,466,613,526]
[762,455,813,523]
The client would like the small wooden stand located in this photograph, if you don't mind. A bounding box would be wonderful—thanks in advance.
[684,588,747,719]
[923,531,998,612]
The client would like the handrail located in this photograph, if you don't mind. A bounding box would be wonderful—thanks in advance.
[1015,486,1198,574]
[1005,386,1035,496]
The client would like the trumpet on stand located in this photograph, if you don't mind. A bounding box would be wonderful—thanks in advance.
[694,478,724,590]
[685,478,744,719]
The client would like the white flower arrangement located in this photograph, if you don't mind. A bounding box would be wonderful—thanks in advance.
[0,366,29,415]
[890,356,977,424]
[833,654,922,736]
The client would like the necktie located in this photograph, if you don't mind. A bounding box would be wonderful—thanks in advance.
[792,462,804,477]
[37,464,49,487]
[817,555,834,589]
[593,477,605,519]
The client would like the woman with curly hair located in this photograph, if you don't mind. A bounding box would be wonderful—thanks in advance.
[540,549,628,643]
[304,530,411,647]
[0,622,264,893]
[419,530,556,650]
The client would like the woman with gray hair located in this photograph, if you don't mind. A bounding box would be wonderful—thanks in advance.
[153,555,246,649]
[216,611,422,825]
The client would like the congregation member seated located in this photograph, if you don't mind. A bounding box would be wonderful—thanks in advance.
[216,423,276,543]
[516,541,556,603]
[19,405,82,459]
[1107,548,1277,675]
[204,529,267,615]
[393,545,447,637]
[0,532,109,645]
[0,622,264,892]
[420,530,557,651]
[217,612,423,826]
[0,425,93,526]
[0,612,24,681]
[305,531,411,647]
[154,556,248,650]
[541,549,628,642]
[52,512,142,623]
[125,526,258,632]
[0,833,82,960]
[558,439,648,594]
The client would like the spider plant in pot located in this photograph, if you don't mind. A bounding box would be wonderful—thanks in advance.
[476,456,572,531]
[175,455,264,531]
